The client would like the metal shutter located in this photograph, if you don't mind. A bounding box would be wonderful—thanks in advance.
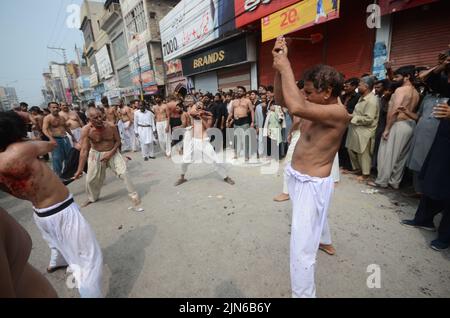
[217,64,251,92]
[390,1,450,69]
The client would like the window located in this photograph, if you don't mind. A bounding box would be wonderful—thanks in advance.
[111,33,127,61]
[125,1,147,39]
[118,66,132,88]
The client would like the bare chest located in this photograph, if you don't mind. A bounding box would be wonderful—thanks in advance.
[88,127,114,143]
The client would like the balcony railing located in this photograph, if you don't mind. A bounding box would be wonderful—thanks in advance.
[100,3,122,31]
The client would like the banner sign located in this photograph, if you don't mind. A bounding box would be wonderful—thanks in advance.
[159,0,220,62]
[234,0,299,28]
[261,0,340,42]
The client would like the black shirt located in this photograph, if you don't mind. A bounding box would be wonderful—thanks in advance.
[426,71,450,98]
[341,92,361,114]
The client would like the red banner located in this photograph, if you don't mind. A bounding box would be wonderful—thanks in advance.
[235,0,300,28]
[380,0,438,15]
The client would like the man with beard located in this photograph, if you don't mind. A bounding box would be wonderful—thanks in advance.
[42,102,76,177]
[227,86,255,161]
[59,102,84,144]
[369,66,420,189]
[74,108,142,211]
[134,102,156,160]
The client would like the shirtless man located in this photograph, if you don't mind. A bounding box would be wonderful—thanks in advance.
[118,101,136,152]
[102,99,119,126]
[42,102,76,177]
[74,108,142,211]
[369,66,420,189]
[0,206,57,297]
[227,86,255,161]
[153,96,171,157]
[59,103,84,144]
[29,106,44,140]
[175,102,235,186]
[0,111,103,298]
[273,36,349,298]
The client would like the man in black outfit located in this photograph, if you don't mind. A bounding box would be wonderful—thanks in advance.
[401,50,450,251]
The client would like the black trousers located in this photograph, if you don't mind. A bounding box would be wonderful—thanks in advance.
[414,195,450,243]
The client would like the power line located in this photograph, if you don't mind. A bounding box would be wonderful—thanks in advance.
[47,0,66,46]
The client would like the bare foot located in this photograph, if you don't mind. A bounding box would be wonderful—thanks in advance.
[356,176,369,183]
[175,178,188,186]
[319,244,336,256]
[224,177,235,185]
[81,200,94,208]
[273,193,290,202]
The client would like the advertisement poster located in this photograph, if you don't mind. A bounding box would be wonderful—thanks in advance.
[261,0,340,42]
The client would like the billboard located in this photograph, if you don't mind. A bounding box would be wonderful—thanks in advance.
[95,45,114,80]
[159,0,220,62]
[261,0,340,42]
[234,0,299,28]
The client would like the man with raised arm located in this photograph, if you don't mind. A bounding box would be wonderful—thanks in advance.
[272,36,349,298]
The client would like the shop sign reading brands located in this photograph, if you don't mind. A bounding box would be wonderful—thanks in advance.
[181,37,247,76]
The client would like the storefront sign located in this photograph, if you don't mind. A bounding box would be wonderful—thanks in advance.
[261,0,340,42]
[181,36,247,76]
[380,0,438,15]
[159,0,220,62]
[234,0,299,28]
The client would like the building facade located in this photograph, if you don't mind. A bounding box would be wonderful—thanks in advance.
[0,86,18,111]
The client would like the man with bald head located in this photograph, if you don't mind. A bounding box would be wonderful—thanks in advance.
[74,108,142,211]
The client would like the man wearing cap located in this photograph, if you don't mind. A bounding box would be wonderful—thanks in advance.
[345,77,380,182]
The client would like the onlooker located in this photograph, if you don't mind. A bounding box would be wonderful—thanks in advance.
[339,78,361,171]
[401,49,450,251]
[369,66,420,189]
[345,76,379,181]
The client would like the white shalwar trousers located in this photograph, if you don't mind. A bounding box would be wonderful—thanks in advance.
[141,143,154,158]
[181,137,227,179]
[286,165,334,298]
[33,194,103,298]
[123,121,137,152]
[156,121,171,156]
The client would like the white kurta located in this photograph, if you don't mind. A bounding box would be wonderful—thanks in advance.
[134,110,156,145]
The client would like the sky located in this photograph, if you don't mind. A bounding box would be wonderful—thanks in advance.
[0,0,104,105]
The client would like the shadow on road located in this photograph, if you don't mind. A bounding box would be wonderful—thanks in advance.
[103,224,157,297]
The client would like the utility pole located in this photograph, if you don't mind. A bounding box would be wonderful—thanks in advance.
[47,46,73,104]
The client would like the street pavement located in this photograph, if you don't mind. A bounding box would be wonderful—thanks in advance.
[1,149,449,298]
